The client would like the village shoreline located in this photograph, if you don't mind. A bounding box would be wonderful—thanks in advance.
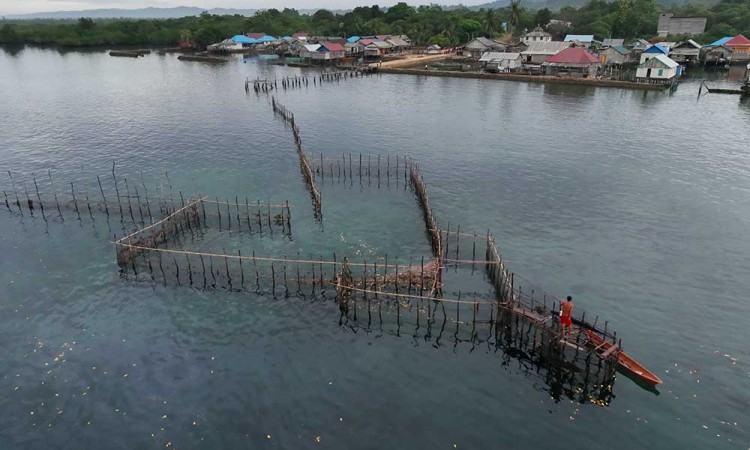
[376,61,670,91]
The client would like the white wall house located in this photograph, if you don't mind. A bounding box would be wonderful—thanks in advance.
[636,54,681,83]
[479,52,523,72]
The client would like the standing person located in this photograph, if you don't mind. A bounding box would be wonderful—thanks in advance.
[561,296,574,336]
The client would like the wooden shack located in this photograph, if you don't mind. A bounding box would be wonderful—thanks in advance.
[542,47,600,77]
[671,39,702,64]
[600,45,630,65]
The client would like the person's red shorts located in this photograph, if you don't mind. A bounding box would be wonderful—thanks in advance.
[561,315,572,326]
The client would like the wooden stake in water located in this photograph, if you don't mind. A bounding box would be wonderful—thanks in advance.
[133,184,144,224]
[238,249,245,289]
[235,195,241,230]
[226,196,232,230]
[419,256,425,297]
[48,170,63,220]
[216,197,222,231]
[186,254,193,286]
[199,254,207,288]
[96,175,109,216]
[3,190,12,212]
[224,249,232,290]
[111,162,123,218]
[8,171,23,215]
[22,182,34,216]
[70,182,81,220]
[33,176,47,220]
[252,250,260,291]
[124,178,136,223]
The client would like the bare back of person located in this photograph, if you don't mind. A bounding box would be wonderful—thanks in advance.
[561,300,574,318]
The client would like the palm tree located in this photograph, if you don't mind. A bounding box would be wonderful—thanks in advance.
[441,20,458,45]
[483,9,497,38]
[509,0,522,36]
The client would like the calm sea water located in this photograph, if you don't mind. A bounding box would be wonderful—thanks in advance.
[1,46,749,450]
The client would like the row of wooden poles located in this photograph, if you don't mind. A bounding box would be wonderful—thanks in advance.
[311,153,411,189]
[108,212,615,403]
[5,158,620,400]
[245,70,369,93]
[271,97,322,218]
[3,168,291,237]
[481,230,621,349]
[116,242,448,303]
[86,164,618,401]
[494,302,616,405]
[3,166,187,228]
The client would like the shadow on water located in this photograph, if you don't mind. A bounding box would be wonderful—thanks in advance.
[617,367,661,395]
[541,82,594,99]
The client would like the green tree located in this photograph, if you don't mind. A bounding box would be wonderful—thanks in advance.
[77,17,96,33]
[459,19,483,41]
[509,0,523,36]
[589,19,612,38]
[385,2,416,23]
[0,24,19,43]
[482,9,498,37]
[429,34,451,47]
[534,8,552,27]
[193,25,223,48]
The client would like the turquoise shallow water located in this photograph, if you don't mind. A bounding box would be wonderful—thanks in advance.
[1,46,749,449]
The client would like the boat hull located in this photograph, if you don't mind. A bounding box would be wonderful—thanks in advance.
[585,330,662,385]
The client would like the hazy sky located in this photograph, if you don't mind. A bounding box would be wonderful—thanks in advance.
[0,0,485,15]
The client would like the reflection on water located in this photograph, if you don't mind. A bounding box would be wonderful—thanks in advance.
[0,44,24,57]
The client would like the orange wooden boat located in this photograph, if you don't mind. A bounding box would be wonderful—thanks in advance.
[585,329,663,385]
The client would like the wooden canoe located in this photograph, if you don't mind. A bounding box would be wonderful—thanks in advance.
[585,329,663,385]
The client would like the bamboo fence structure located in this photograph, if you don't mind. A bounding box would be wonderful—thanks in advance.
[332,257,616,405]
[245,70,369,94]
[4,154,622,405]
[310,153,411,189]
[271,97,322,218]
[3,170,291,235]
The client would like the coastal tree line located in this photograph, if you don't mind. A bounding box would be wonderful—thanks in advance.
[1,0,749,48]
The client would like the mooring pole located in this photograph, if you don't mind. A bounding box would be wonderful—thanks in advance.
[95,176,108,216]
[70,182,81,220]
[111,163,123,218]
[48,170,63,220]
[216,197,222,231]
[8,171,23,215]
[238,249,245,289]
[32,176,46,219]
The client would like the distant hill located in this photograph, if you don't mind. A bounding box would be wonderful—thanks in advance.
[468,0,720,9]
[2,0,721,20]
[1,5,362,20]
[2,6,257,20]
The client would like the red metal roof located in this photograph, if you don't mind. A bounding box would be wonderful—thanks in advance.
[245,32,266,39]
[320,41,345,52]
[725,34,750,47]
[544,47,599,64]
[359,38,376,46]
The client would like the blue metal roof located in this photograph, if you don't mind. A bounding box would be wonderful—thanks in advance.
[564,34,594,42]
[709,36,733,46]
[281,36,293,41]
[232,35,256,44]
[644,44,669,54]
[256,35,277,43]
[347,36,361,43]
